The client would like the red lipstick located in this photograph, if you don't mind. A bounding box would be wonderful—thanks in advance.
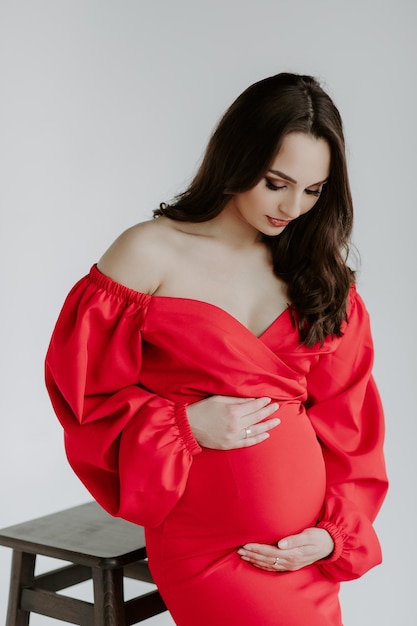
[267,216,290,227]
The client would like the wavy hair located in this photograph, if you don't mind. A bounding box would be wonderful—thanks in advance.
[153,73,355,346]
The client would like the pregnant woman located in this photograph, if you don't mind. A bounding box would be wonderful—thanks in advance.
[45,72,388,625]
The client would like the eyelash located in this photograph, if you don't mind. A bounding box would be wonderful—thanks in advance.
[265,178,322,197]
[265,178,285,191]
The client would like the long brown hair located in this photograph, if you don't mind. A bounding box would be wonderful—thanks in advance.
[154,73,355,346]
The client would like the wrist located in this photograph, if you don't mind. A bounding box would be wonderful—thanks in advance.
[316,520,344,562]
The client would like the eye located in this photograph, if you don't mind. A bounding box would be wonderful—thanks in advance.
[305,188,322,197]
[265,178,286,191]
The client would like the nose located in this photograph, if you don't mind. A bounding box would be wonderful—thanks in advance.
[279,192,302,219]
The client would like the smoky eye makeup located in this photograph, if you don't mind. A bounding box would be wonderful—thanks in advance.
[265,178,286,191]
[305,180,328,197]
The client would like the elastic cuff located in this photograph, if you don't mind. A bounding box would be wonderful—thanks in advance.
[174,403,202,456]
[316,520,345,562]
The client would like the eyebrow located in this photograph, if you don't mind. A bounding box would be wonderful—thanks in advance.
[268,169,328,186]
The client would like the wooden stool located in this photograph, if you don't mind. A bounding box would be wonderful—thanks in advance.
[0,501,167,625]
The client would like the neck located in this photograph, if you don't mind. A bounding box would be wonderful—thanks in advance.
[201,200,262,248]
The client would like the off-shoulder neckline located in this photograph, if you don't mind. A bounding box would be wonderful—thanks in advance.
[88,264,357,342]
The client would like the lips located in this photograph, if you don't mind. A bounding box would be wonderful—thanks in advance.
[267,216,290,227]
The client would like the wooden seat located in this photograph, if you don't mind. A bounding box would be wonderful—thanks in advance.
[0,501,167,625]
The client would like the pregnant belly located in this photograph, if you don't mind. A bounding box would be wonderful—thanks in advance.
[160,403,326,557]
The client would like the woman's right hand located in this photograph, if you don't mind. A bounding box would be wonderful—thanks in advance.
[186,396,280,450]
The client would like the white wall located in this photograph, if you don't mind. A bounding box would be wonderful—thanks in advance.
[1,1,415,624]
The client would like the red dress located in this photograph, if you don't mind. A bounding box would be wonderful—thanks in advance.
[45,265,388,626]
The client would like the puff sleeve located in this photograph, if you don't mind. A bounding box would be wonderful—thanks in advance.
[45,266,201,528]
[305,288,388,581]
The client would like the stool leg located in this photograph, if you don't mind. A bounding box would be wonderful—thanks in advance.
[6,551,36,626]
[92,567,126,626]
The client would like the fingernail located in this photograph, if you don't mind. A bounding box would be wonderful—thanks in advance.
[278,539,288,548]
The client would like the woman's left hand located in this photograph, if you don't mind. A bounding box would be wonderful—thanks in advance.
[237,527,334,572]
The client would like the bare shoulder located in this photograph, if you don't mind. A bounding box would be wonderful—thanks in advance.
[97,217,178,294]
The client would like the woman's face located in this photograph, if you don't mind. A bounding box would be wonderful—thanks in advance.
[230,132,331,236]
